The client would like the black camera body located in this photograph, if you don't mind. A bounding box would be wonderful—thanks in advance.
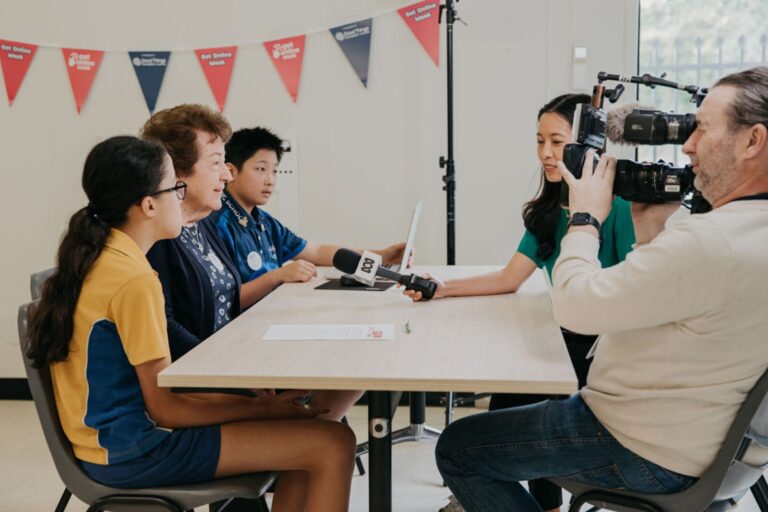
[572,103,607,149]
[614,160,693,203]
[562,146,698,204]
[560,103,605,207]
[560,75,710,213]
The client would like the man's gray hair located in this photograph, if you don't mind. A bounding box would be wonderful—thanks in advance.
[714,66,768,132]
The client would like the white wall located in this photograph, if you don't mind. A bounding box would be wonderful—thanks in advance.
[0,0,639,378]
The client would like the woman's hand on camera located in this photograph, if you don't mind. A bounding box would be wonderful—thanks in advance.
[558,151,615,224]
[403,273,445,301]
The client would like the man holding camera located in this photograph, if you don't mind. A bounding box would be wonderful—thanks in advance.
[436,67,768,511]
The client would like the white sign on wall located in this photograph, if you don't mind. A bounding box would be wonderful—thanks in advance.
[260,134,299,231]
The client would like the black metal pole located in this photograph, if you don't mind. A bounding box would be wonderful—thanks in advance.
[440,0,457,265]
[369,391,393,512]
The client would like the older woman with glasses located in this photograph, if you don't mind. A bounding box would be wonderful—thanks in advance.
[141,104,364,511]
[143,105,242,361]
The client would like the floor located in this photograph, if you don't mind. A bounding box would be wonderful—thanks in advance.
[0,399,763,511]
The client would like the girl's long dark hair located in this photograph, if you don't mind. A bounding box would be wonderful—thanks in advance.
[522,93,591,261]
[27,136,167,368]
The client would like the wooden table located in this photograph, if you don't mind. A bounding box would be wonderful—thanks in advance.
[159,266,577,511]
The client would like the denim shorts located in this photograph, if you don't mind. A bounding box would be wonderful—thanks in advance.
[81,425,221,488]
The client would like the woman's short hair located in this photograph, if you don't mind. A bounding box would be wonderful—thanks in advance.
[140,104,232,177]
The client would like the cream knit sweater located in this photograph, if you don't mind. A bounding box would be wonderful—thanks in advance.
[552,200,768,477]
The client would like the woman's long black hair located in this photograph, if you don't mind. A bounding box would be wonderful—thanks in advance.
[522,93,591,261]
[27,136,167,368]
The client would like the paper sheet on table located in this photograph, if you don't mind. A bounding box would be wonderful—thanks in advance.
[263,324,394,341]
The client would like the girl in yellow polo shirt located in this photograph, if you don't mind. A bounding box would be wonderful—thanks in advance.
[27,136,355,512]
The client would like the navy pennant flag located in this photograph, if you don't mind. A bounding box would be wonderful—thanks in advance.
[330,18,372,87]
[129,51,170,113]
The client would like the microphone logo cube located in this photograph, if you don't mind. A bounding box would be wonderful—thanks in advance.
[352,250,382,286]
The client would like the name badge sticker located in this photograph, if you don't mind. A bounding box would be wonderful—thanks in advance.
[247,251,263,270]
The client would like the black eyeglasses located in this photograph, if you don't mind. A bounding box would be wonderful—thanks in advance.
[149,181,187,200]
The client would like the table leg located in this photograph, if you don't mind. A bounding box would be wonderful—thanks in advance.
[369,391,393,512]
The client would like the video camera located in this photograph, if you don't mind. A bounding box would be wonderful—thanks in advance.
[561,72,711,214]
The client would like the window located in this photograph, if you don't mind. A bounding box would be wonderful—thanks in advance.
[638,0,768,164]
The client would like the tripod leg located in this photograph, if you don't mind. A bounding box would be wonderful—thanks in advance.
[410,392,426,424]
[445,392,454,428]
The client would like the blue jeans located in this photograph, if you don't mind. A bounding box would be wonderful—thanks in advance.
[436,394,696,511]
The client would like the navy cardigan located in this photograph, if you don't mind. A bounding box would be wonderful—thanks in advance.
[147,217,242,361]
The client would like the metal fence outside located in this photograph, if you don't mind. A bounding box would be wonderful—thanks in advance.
[637,34,768,163]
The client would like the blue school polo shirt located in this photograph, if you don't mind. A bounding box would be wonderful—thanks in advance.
[210,190,307,283]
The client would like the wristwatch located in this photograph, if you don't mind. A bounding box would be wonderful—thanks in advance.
[568,212,601,232]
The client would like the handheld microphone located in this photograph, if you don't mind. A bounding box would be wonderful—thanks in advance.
[606,102,696,146]
[332,248,438,300]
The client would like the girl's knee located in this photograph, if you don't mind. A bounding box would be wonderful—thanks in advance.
[308,420,357,471]
[314,420,357,462]
[331,420,357,452]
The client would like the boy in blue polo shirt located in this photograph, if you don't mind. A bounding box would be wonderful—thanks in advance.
[211,126,405,303]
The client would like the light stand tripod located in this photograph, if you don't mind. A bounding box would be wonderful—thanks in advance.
[440,0,465,430]
[397,0,464,446]
[356,1,463,459]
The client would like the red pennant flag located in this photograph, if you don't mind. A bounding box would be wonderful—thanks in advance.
[398,1,440,66]
[263,35,306,103]
[62,48,104,114]
[195,46,237,112]
[0,40,37,106]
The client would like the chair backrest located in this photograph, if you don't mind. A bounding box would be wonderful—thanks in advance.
[30,268,55,300]
[18,302,121,504]
[709,369,768,503]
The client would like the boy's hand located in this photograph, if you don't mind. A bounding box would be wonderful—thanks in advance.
[277,260,317,283]
[375,242,408,266]
[253,390,328,420]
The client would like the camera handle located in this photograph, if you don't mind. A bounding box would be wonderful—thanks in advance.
[597,71,706,104]
[590,83,625,112]
[604,83,625,104]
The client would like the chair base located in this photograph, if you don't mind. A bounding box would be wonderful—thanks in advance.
[355,423,442,457]
[86,494,187,512]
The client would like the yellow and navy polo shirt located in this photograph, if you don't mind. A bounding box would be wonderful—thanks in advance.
[50,229,171,465]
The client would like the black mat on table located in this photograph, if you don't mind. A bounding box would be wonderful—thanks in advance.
[315,279,394,291]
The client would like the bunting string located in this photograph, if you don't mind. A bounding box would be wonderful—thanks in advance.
[0,1,440,113]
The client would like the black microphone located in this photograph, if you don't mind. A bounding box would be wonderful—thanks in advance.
[605,102,656,145]
[606,102,697,146]
[332,248,438,300]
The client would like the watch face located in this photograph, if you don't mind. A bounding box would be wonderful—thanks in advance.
[571,213,590,224]
[569,212,597,227]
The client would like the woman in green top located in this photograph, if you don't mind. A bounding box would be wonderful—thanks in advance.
[407,93,635,512]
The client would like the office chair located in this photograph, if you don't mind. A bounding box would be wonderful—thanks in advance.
[18,302,276,512]
[550,367,768,512]
[30,268,55,300]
